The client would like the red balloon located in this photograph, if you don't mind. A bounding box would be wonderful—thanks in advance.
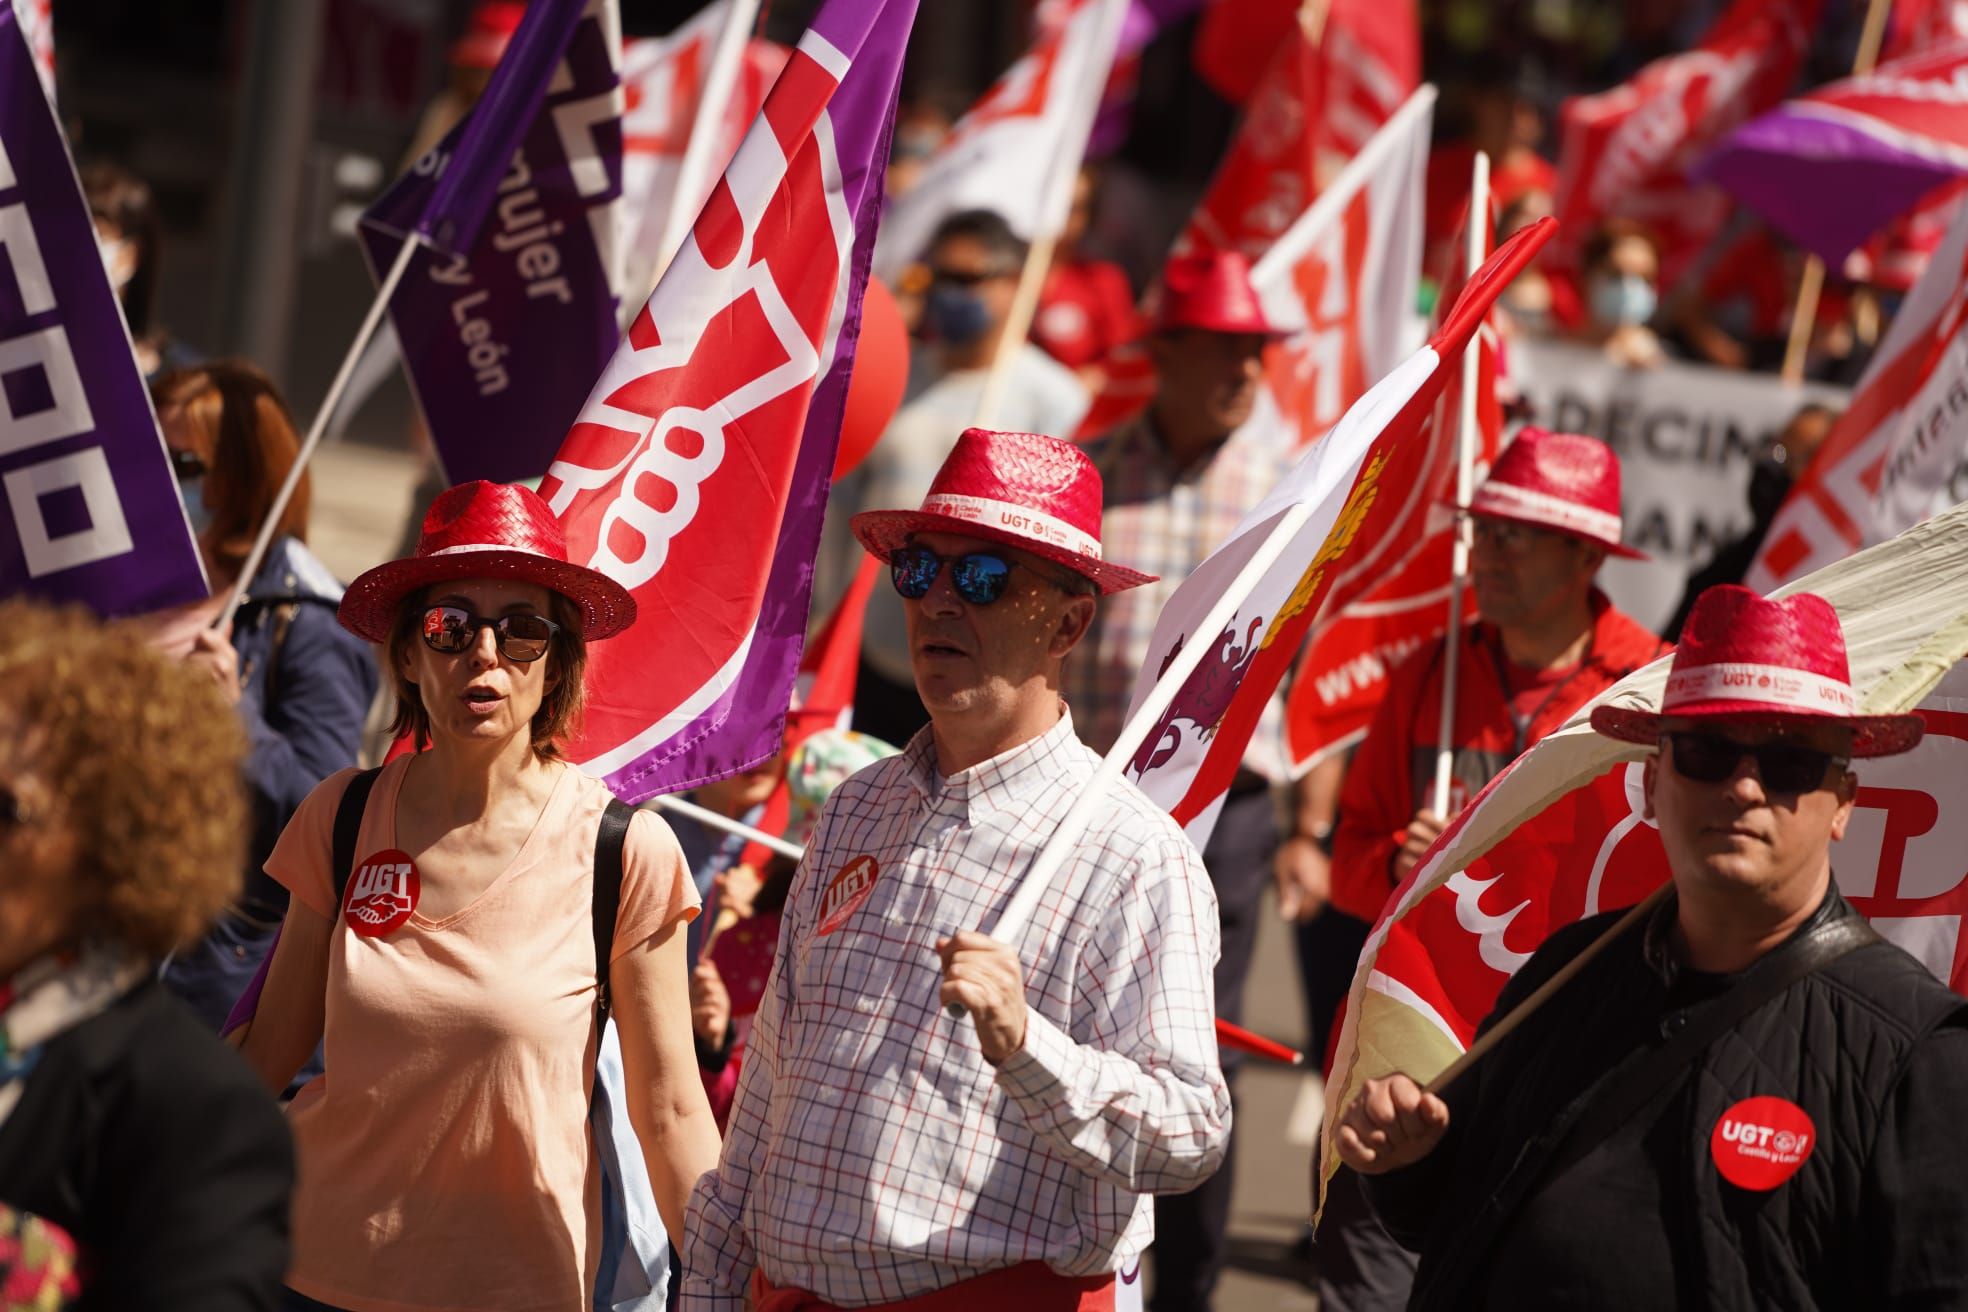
[834,276,907,482]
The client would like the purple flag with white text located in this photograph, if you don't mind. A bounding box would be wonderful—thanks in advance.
[537,0,918,800]
[361,0,624,487]
[416,0,588,255]
[0,5,205,615]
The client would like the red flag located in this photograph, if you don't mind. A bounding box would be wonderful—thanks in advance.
[1551,0,1821,285]
[1283,194,1503,768]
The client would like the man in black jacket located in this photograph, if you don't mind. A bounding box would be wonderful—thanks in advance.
[1334,584,1968,1310]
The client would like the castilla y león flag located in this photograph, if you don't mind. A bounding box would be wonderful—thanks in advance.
[1319,502,1968,1206]
[1121,218,1553,850]
[538,0,917,801]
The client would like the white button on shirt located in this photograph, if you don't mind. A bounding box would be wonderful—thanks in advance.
[682,711,1230,1309]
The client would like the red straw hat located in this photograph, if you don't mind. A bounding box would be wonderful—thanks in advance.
[1155,251,1283,337]
[850,429,1155,595]
[339,481,636,644]
[1467,427,1647,559]
[1590,585,1924,757]
[450,0,526,71]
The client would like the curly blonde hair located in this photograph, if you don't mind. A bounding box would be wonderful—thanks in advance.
[0,598,248,959]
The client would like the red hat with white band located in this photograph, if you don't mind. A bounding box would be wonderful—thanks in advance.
[1466,427,1646,560]
[1590,585,1924,757]
[1155,251,1284,337]
[850,428,1156,595]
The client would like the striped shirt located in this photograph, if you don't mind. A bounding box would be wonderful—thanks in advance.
[1062,413,1299,780]
[681,710,1229,1309]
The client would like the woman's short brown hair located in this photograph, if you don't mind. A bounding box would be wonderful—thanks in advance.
[0,599,247,960]
[152,361,309,579]
[384,587,588,760]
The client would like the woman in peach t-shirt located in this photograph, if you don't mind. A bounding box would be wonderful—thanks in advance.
[237,483,721,1311]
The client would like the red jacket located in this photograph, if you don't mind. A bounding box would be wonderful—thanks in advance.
[1330,592,1668,924]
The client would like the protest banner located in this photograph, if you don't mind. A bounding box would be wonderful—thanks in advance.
[540,0,917,800]
[362,0,624,487]
[0,4,206,616]
[1513,337,1845,635]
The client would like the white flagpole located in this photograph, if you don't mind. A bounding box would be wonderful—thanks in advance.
[650,792,805,860]
[1429,150,1489,818]
[216,232,421,631]
[649,0,762,293]
[973,0,1132,427]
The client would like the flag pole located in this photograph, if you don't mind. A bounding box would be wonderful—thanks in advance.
[1430,150,1490,817]
[649,793,806,861]
[1779,0,1892,387]
[215,231,421,631]
[649,0,764,292]
[973,0,1132,427]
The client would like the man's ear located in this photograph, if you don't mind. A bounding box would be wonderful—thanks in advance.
[1828,767,1858,841]
[1051,593,1097,659]
[1642,751,1660,821]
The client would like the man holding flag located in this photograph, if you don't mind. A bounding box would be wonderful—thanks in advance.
[1336,584,1968,1308]
[1060,247,1298,1312]
[683,428,1229,1310]
[1330,429,1667,925]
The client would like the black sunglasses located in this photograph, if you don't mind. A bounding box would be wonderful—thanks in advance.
[420,605,561,663]
[929,265,1011,288]
[1664,731,1846,793]
[890,546,1020,605]
[169,448,208,483]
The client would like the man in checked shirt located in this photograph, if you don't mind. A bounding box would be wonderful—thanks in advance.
[682,428,1231,1311]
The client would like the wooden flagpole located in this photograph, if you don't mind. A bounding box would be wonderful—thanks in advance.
[1430,150,1491,817]
[1779,0,1894,386]
[216,232,421,631]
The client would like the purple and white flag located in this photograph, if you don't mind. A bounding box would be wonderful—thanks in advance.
[0,4,205,615]
[361,0,624,487]
[537,0,918,800]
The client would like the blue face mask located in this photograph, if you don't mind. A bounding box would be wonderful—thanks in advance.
[1590,274,1657,328]
[180,476,213,536]
[923,284,992,346]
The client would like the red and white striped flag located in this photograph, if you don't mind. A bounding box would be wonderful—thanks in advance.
[1120,218,1554,849]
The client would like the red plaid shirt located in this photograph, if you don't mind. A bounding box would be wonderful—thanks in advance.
[682,711,1229,1308]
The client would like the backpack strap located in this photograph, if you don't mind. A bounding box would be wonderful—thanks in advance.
[593,799,633,1026]
[331,768,385,913]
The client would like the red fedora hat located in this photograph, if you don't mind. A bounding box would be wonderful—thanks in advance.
[1466,427,1646,559]
[1155,251,1283,337]
[339,481,636,644]
[850,429,1156,595]
[1591,585,1924,757]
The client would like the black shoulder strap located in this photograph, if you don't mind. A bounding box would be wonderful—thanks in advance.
[331,768,385,911]
[593,799,633,1025]
[1543,913,1880,1181]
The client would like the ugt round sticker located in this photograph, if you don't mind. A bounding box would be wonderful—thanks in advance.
[1711,1095,1816,1191]
[343,848,420,937]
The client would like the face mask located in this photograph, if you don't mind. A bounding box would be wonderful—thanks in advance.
[97,234,135,294]
[180,476,213,536]
[1590,274,1657,328]
[923,284,992,346]
[1746,455,1793,524]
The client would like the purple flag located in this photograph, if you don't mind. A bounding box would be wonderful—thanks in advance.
[416,0,588,255]
[538,0,919,800]
[0,7,205,615]
[1696,42,1968,263]
[360,2,622,486]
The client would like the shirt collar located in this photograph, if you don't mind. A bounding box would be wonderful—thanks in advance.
[1641,878,1845,985]
[902,706,1090,825]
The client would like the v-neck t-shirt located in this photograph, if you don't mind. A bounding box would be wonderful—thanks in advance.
[265,758,699,1312]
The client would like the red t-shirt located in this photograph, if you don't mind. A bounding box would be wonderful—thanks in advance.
[1033,257,1141,369]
